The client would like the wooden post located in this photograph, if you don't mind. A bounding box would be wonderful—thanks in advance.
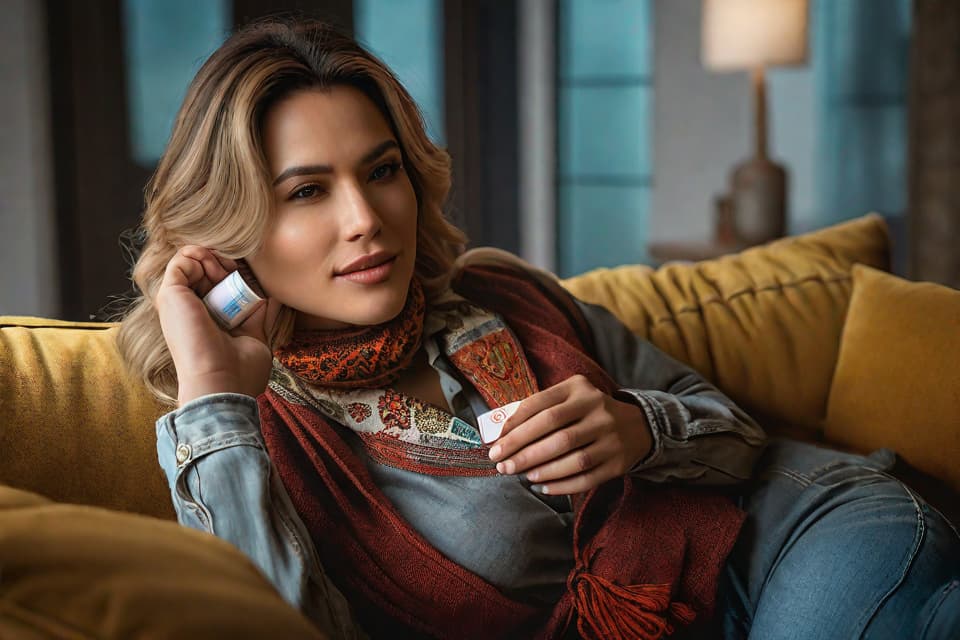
[909,0,960,287]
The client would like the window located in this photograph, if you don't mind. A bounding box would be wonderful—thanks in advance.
[556,0,654,276]
[813,0,911,224]
[354,0,444,144]
[122,0,230,166]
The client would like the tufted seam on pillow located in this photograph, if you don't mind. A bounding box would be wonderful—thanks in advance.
[646,273,854,329]
[0,600,96,640]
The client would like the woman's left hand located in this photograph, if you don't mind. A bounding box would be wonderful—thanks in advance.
[487,374,653,495]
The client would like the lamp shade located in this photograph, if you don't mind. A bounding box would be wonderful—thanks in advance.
[702,0,808,70]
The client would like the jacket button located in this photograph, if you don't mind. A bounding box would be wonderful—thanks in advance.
[175,443,192,465]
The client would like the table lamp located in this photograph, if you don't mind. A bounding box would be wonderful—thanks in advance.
[702,0,808,244]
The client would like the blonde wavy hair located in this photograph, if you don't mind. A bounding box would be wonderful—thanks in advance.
[117,18,467,408]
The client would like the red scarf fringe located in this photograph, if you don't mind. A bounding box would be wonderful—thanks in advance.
[569,576,696,640]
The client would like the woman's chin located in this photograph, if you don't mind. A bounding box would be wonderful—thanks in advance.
[350,305,406,327]
[363,293,410,326]
[296,291,408,330]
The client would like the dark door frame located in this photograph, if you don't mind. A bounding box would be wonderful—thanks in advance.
[444,0,520,254]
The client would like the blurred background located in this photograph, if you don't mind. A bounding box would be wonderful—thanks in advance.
[1,0,956,322]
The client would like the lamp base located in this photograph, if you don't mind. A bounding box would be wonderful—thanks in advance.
[730,156,787,245]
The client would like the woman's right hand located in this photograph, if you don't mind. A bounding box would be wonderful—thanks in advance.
[155,245,282,407]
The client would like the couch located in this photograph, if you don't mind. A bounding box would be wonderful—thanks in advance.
[2,213,958,637]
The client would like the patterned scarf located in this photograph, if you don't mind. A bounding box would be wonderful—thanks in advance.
[273,277,426,388]
[269,288,539,476]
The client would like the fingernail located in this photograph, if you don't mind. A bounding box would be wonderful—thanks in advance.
[489,445,501,460]
[526,470,539,482]
[504,460,516,474]
[496,462,505,474]
[531,485,548,494]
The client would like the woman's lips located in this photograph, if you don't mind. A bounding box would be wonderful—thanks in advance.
[335,256,396,284]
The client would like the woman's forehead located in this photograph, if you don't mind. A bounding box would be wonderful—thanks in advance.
[263,86,394,169]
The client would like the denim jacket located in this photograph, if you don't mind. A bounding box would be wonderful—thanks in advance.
[156,299,766,637]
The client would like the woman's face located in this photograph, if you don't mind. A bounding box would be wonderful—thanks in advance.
[248,86,419,331]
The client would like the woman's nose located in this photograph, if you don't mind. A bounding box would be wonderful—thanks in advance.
[339,181,382,241]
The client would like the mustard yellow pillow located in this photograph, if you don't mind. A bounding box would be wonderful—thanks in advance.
[562,213,891,434]
[0,319,172,519]
[0,484,325,639]
[825,264,960,492]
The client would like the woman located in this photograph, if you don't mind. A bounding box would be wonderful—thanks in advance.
[118,19,959,640]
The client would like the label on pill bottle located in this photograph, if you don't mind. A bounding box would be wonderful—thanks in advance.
[202,270,264,330]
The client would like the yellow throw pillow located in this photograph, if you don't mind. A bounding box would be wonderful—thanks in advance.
[0,484,326,639]
[562,213,891,435]
[0,319,173,519]
[825,264,960,492]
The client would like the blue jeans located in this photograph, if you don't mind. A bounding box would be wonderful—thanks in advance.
[709,440,960,639]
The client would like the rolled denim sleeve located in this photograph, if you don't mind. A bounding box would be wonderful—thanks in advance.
[574,299,767,484]
[156,392,367,639]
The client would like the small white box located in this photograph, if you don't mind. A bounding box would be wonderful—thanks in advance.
[477,400,523,444]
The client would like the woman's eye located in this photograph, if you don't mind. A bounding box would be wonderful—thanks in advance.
[291,185,322,200]
[371,161,401,182]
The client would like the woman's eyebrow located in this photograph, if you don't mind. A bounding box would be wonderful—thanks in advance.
[272,139,399,186]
